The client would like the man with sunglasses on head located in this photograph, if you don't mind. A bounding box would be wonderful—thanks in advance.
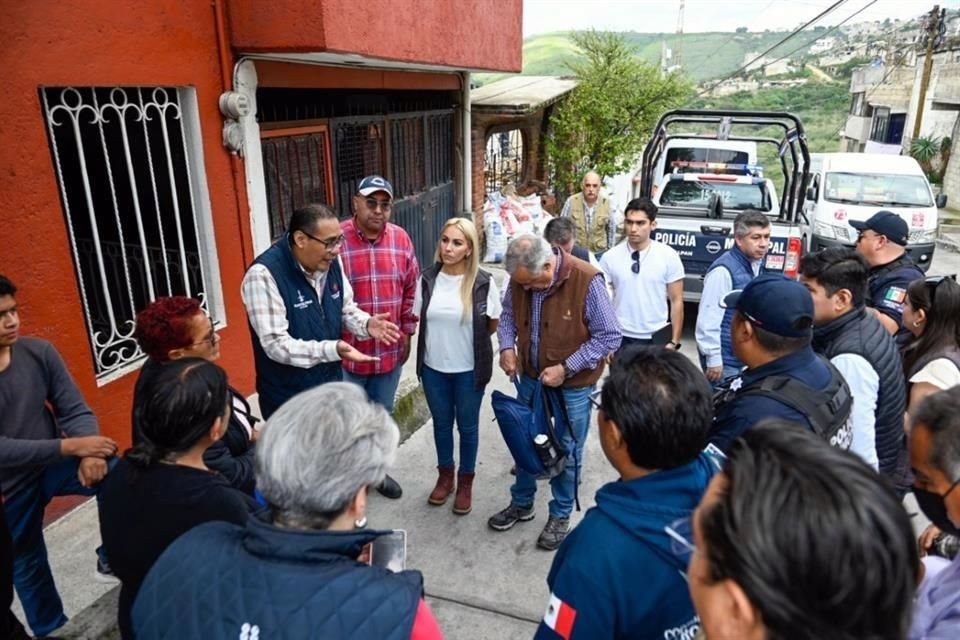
[338,176,420,499]
[851,210,924,345]
[599,198,684,353]
[242,203,401,421]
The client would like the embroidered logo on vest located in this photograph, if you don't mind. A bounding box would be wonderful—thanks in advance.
[294,290,313,310]
[331,282,341,300]
[239,623,260,640]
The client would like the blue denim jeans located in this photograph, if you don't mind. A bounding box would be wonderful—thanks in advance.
[3,457,111,636]
[421,366,484,473]
[343,364,404,413]
[510,375,594,518]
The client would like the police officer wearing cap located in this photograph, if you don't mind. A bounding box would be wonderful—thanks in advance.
[709,274,853,452]
[851,211,924,345]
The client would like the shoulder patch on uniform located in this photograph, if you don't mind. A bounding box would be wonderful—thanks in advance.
[883,287,906,304]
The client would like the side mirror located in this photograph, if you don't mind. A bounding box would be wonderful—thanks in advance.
[937,193,948,208]
[806,186,817,202]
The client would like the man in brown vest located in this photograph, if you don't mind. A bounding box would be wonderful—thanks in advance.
[560,171,620,256]
[488,235,622,550]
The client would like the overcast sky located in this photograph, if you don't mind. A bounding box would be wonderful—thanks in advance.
[523,0,960,37]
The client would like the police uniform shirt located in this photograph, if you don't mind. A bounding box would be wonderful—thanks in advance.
[867,257,923,341]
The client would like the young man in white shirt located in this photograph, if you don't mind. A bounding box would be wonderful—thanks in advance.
[600,198,685,352]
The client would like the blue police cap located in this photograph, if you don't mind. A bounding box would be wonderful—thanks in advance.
[722,274,814,338]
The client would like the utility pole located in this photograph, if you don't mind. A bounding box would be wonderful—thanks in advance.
[912,5,947,140]
[675,0,685,71]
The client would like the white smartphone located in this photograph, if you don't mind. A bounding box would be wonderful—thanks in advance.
[368,529,407,572]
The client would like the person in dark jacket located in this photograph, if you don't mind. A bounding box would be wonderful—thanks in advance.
[131,382,442,640]
[800,248,908,490]
[133,296,258,494]
[689,421,917,640]
[99,358,255,639]
[534,347,720,640]
[710,274,853,452]
[415,217,501,515]
[852,210,924,345]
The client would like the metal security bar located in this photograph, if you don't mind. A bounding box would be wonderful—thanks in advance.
[484,129,524,196]
[41,86,220,382]
[261,124,335,242]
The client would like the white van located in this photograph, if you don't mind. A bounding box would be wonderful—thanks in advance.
[803,153,945,271]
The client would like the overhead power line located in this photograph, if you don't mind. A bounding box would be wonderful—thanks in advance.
[689,0,849,102]
[756,0,879,72]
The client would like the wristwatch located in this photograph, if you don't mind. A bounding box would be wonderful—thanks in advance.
[562,362,574,378]
[666,341,681,350]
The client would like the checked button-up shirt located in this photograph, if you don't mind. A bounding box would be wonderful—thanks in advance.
[338,218,420,375]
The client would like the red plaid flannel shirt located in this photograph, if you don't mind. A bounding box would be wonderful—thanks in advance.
[338,219,420,375]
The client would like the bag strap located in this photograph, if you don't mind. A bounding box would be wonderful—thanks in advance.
[542,385,582,512]
[737,370,851,439]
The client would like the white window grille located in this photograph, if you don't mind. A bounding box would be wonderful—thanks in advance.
[41,87,223,384]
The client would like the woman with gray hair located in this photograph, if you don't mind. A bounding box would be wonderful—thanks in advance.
[130,383,444,640]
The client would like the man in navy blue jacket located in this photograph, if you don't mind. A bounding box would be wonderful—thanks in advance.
[709,274,853,452]
[534,347,720,640]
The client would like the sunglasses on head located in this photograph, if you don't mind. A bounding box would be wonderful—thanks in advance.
[925,274,957,303]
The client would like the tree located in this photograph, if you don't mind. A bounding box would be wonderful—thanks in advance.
[545,30,691,194]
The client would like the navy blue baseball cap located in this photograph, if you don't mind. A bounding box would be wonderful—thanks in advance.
[849,210,909,246]
[357,175,394,199]
[721,274,814,338]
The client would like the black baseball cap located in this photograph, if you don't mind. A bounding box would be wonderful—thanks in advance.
[849,211,909,246]
[721,274,814,338]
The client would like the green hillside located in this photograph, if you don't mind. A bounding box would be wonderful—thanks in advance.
[476,28,843,84]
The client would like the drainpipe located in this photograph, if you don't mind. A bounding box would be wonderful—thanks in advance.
[462,71,472,218]
[212,0,253,266]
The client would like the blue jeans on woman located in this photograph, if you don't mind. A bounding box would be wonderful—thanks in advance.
[421,366,484,473]
[3,457,112,636]
[510,375,594,519]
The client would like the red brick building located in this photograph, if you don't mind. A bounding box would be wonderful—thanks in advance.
[1,0,522,446]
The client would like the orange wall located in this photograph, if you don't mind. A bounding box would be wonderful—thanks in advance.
[0,1,254,447]
[229,0,523,73]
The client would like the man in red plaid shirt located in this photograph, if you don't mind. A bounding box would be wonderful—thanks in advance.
[340,175,420,498]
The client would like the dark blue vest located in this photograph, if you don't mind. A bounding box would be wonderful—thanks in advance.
[131,515,423,640]
[707,245,758,371]
[250,238,344,417]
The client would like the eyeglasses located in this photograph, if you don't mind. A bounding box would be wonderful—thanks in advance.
[188,322,219,348]
[665,516,696,566]
[364,197,392,212]
[299,230,345,250]
[589,389,602,411]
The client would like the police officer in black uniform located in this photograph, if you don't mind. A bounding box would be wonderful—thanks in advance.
[851,211,924,346]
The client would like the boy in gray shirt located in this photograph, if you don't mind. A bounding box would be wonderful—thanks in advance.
[0,274,117,637]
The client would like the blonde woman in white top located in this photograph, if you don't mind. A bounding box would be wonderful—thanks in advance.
[414,218,501,515]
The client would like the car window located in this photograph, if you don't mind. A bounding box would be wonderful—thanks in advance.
[659,180,772,211]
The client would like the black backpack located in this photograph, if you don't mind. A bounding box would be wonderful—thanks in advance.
[716,360,854,449]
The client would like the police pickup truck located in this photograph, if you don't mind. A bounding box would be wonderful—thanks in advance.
[637,110,811,302]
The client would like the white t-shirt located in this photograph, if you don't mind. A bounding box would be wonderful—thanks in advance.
[413,271,502,373]
[910,358,960,390]
[600,240,685,339]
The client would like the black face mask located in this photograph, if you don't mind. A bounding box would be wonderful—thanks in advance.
[914,484,960,537]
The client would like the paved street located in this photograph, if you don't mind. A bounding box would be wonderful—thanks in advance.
[17,246,960,638]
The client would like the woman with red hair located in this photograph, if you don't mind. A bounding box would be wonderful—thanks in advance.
[132,297,257,493]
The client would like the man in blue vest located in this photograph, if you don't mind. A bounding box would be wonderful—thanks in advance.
[696,211,771,386]
[242,204,401,420]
